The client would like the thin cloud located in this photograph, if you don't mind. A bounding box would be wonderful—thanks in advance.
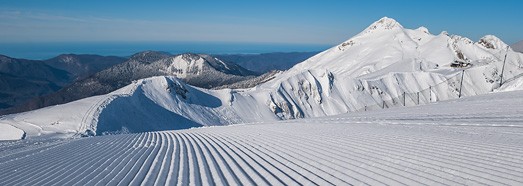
[0,10,86,22]
[0,10,341,44]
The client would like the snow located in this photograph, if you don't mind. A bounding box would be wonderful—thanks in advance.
[1,17,523,139]
[0,76,280,137]
[0,124,24,140]
[160,54,205,78]
[1,16,522,185]
[498,74,523,91]
[0,90,522,185]
[0,95,110,139]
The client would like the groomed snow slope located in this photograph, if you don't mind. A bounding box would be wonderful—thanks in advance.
[1,90,522,185]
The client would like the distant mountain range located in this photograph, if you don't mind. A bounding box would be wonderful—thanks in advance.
[0,52,260,115]
[45,54,129,80]
[0,54,126,109]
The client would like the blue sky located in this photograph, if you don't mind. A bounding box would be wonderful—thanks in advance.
[0,0,522,45]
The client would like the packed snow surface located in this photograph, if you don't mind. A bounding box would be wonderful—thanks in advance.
[1,90,522,185]
[0,124,24,140]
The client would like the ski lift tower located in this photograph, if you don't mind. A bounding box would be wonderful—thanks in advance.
[499,46,510,87]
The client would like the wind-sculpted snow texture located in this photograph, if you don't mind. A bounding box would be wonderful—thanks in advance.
[1,90,523,185]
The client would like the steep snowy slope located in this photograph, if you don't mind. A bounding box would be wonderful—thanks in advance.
[255,17,523,119]
[1,90,522,185]
[2,17,523,139]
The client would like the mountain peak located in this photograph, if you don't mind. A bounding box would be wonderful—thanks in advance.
[416,26,430,34]
[365,17,403,31]
[478,35,508,50]
[171,53,258,77]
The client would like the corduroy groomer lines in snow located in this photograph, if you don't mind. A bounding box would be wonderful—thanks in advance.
[1,90,523,185]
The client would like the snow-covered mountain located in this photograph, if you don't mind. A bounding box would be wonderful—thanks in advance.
[2,17,523,139]
[2,52,257,115]
[260,17,523,118]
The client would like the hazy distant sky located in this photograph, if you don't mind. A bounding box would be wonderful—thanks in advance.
[1,0,522,45]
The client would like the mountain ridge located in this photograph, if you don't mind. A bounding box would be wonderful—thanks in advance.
[0,52,258,115]
[0,54,126,110]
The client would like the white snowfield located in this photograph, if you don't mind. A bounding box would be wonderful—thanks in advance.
[0,124,24,140]
[1,90,522,185]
